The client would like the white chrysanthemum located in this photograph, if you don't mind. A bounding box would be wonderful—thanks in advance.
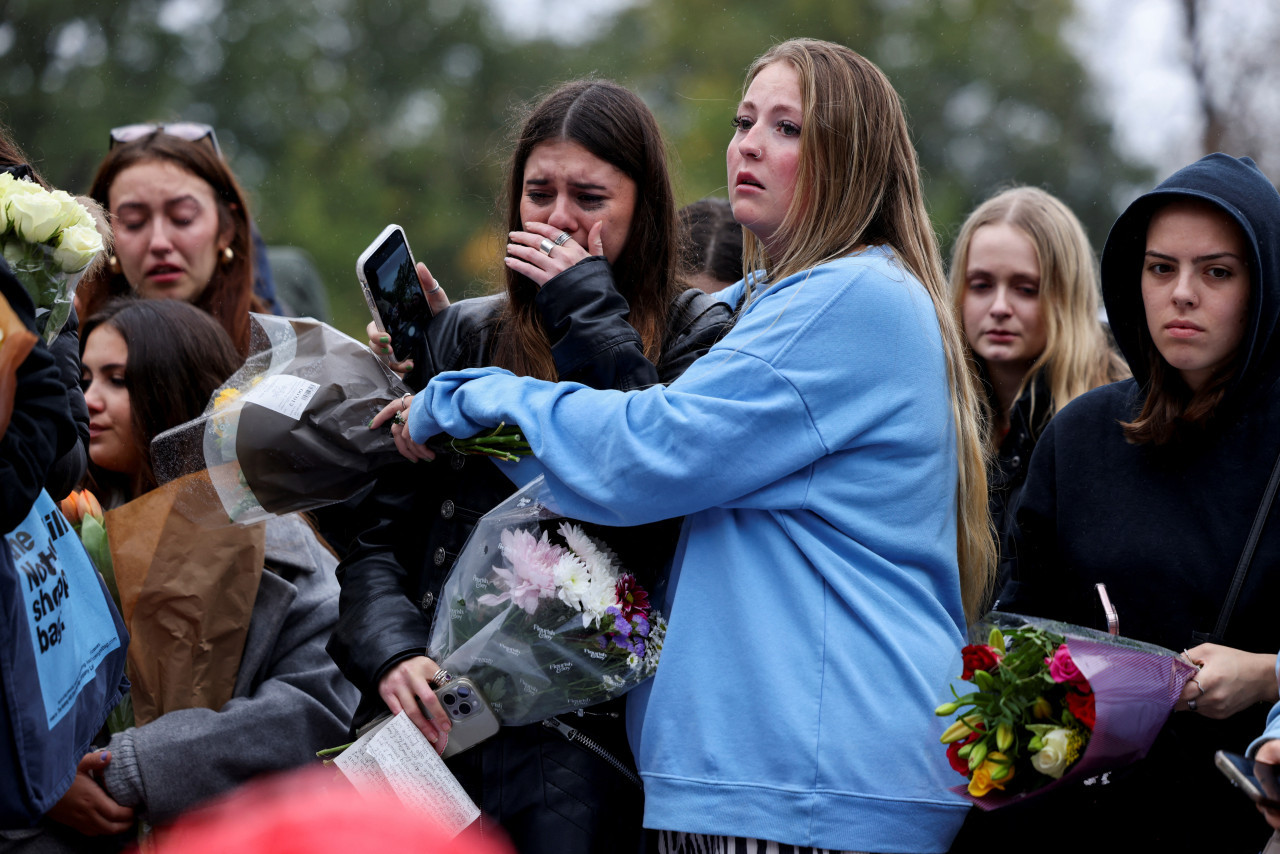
[553,552,590,610]
[558,523,620,578]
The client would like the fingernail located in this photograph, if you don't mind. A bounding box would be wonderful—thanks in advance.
[100,751,110,762]
[405,360,414,370]
[379,335,389,343]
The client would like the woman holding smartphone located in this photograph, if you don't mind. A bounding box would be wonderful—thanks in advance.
[380,39,994,853]
[328,79,731,854]
[997,153,1280,853]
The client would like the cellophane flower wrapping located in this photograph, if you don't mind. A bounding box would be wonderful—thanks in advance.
[938,611,1196,810]
[428,475,666,727]
[151,313,409,524]
[0,172,103,343]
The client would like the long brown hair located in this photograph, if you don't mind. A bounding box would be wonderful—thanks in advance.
[949,187,1128,448]
[739,39,996,621]
[82,298,243,502]
[81,132,259,354]
[491,80,683,380]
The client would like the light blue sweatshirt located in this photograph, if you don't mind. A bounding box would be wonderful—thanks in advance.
[411,247,971,852]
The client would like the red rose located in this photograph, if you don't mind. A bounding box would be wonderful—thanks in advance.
[946,728,983,776]
[961,644,1002,680]
[1065,688,1096,730]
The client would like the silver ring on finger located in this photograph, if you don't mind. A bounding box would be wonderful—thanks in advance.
[553,231,572,247]
[429,668,452,688]
[539,237,555,255]
[1191,676,1205,697]
[1188,698,1198,711]
[392,412,406,426]
[425,283,442,295]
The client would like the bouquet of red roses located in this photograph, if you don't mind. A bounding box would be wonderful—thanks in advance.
[936,613,1196,809]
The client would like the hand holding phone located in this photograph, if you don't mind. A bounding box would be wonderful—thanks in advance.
[357,225,446,364]
[436,677,500,758]
[1215,750,1280,810]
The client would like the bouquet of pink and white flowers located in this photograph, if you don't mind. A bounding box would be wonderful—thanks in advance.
[936,612,1195,809]
[429,476,665,727]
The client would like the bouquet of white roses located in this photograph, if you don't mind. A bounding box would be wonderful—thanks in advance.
[429,476,666,727]
[0,171,103,342]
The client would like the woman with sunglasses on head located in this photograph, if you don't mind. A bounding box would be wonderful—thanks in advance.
[378,40,994,853]
[78,125,267,356]
[994,154,1280,853]
[949,187,1127,570]
[1,298,357,853]
[327,79,731,854]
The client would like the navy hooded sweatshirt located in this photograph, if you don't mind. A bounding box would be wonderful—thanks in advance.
[996,153,1280,852]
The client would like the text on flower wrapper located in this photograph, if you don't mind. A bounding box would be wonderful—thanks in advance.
[451,607,465,620]
[586,649,607,660]
[535,625,554,640]
[550,662,572,674]
[498,642,521,657]
[521,679,539,695]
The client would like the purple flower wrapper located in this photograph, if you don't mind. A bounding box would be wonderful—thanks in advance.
[957,613,1197,810]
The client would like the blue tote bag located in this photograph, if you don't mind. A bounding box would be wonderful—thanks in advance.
[0,490,129,826]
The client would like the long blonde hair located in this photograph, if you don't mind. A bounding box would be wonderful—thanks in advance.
[949,187,1128,447]
[741,39,996,621]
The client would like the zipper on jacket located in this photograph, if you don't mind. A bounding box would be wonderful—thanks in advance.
[541,717,642,790]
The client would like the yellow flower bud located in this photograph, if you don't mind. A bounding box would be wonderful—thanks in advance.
[996,722,1013,752]
[1032,697,1052,719]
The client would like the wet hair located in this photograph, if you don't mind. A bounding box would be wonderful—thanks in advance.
[738,38,995,621]
[678,198,743,290]
[81,132,258,354]
[949,186,1128,446]
[82,298,242,500]
[492,79,683,380]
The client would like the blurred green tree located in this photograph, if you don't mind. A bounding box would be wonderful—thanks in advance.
[0,0,1149,335]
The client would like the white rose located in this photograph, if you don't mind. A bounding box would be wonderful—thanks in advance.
[49,189,87,231]
[54,223,104,272]
[1030,727,1071,779]
[7,188,64,244]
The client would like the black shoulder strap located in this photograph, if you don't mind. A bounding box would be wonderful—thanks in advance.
[1199,445,1280,644]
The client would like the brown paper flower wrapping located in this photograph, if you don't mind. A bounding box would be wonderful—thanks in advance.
[105,473,264,725]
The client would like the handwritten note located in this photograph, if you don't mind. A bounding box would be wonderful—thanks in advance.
[334,713,480,837]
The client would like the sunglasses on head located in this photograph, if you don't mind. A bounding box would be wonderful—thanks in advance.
[109,122,222,158]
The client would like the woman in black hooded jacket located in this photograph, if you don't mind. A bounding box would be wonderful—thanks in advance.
[995,153,1280,852]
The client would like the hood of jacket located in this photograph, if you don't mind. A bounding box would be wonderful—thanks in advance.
[1100,153,1280,401]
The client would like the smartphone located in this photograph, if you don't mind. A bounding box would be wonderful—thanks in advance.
[356,224,428,359]
[436,677,501,758]
[1215,750,1280,809]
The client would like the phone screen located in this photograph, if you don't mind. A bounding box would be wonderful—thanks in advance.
[363,229,427,358]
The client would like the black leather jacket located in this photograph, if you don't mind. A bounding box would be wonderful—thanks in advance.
[328,258,731,853]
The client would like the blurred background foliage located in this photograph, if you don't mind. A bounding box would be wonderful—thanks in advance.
[2,0,1152,335]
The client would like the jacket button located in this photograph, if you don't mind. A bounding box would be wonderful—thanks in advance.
[420,591,435,610]
[433,547,447,566]
[441,500,455,519]
[1011,455,1021,468]
[451,455,466,471]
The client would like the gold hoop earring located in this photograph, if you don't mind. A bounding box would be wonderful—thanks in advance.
[107,254,122,275]
[221,246,234,265]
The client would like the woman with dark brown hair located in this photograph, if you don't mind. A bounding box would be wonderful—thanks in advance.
[329,79,731,854]
[3,298,356,853]
[80,128,262,355]
[998,154,1280,853]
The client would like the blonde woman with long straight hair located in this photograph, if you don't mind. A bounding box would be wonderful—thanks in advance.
[381,38,995,853]
[950,187,1128,562]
